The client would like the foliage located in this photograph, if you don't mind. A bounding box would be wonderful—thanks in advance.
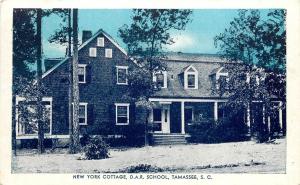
[214,9,286,73]
[85,123,146,147]
[214,9,286,100]
[84,136,110,160]
[13,9,37,79]
[214,10,286,141]
[119,9,192,59]
[119,9,193,101]
[14,76,50,134]
[187,117,249,143]
[119,164,164,173]
[127,66,155,99]
[47,9,72,46]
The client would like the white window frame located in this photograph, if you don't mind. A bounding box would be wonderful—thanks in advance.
[15,96,53,136]
[216,70,228,90]
[78,64,87,84]
[78,102,88,125]
[184,66,198,89]
[72,102,88,126]
[153,71,167,88]
[116,66,128,85]
[89,47,97,57]
[105,48,113,58]
[115,103,130,125]
[97,37,105,47]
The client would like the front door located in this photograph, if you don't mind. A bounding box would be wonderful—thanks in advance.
[153,105,170,133]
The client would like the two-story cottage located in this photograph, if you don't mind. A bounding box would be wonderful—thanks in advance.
[15,29,286,145]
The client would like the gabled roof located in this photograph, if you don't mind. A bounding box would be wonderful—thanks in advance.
[163,52,228,63]
[180,65,198,74]
[153,57,226,98]
[210,66,228,76]
[42,29,127,78]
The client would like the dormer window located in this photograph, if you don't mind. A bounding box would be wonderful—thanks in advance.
[187,74,196,88]
[153,71,167,88]
[184,65,198,89]
[217,75,229,90]
[211,67,228,90]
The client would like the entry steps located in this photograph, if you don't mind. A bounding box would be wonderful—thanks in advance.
[151,133,187,145]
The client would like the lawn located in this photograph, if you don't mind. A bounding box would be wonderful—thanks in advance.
[12,139,286,173]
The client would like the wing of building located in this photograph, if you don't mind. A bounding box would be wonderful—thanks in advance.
[15,29,286,146]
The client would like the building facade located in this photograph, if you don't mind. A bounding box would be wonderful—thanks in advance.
[15,29,286,144]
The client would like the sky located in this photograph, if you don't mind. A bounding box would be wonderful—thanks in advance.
[42,9,269,58]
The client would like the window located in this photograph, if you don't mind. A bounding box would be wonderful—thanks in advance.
[152,108,162,131]
[97,37,104,47]
[187,74,196,88]
[185,107,194,124]
[153,108,162,122]
[218,102,227,119]
[105,48,112,58]
[72,103,88,125]
[78,64,86,83]
[153,71,167,88]
[89,47,97,57]
[115,103,129,125]
[217,75,229,90]
[78,103,88,125]
[184,65,198,89]
[213,67,228,90]
[16,97,52,136]
[116,66,128,85]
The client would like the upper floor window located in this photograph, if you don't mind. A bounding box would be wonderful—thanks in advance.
[184,65,198,89]
[78,64,86,83]
[105,48,112,58]
[217,75,229,90]
[115,103,129,125]
[116,66,128,85]
[211,67,228,90]
[153,71,167,88]
[89,47,97,57]
[97,37,104,47]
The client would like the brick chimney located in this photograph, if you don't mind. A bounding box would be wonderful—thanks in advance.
[82,30,92,43]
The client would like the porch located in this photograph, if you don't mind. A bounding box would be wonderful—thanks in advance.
[148,98,285,137]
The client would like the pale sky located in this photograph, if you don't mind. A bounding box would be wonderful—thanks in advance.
[42,9,270,58]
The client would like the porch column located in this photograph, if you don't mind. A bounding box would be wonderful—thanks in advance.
[214,101,218,121]
[246,103,251,133]
[181,101,185,134]
[263,105,270,134]
[279,101,283,132]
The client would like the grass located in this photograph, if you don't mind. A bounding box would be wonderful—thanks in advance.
[12,139,285,173]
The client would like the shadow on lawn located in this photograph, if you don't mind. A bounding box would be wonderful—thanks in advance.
[98,161,266,173]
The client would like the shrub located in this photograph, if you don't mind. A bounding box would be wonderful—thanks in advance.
[80,133,91,146]
[84,136,110,160]
[120,164,164,173]
[187,118,249,143]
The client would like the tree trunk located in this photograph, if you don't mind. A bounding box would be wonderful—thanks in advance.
[68,9,74,153]
[12,95,17,156]
[68,9,72,57]
[71,8,80,153]
[36,8,45,154]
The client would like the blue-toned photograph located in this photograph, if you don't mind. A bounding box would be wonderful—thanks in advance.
[12,9,286,173]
